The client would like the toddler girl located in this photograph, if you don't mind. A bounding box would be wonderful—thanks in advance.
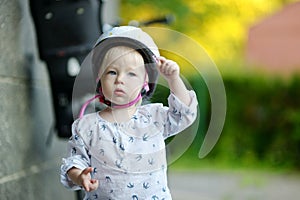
[61,26,198,200]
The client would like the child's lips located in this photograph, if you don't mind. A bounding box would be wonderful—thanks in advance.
[114,89,125,95]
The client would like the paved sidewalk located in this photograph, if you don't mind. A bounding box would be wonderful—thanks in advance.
[168,170,300,200]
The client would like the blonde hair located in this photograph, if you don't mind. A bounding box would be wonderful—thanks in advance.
[97,46,145,78]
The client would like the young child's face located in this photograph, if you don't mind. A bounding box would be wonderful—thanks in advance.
[100,46,146,106]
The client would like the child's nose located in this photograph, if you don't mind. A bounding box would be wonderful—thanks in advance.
[115,74,125,84]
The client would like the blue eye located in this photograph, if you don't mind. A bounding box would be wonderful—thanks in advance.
[128,72,136,76]
[107,70,117,75]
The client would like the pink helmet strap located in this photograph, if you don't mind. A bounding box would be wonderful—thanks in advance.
[78,94,102,118]
[78,80,149,118]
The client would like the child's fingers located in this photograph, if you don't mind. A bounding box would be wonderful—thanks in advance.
[82,167,93,175]
[157,56,166,63]
[90,179,99,191]
[92,179,99,190]
[82,179,99,192]
[156,56,180,79]
[161,61,178,74]
[81,167,98,191]
[82,180,91,191]
[156,56,166,67]
[160,64,172,74]
[90,179,98,184]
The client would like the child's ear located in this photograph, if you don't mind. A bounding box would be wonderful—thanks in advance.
[143,81,150,92]
[141,72,149,95]
[141,81,150,96]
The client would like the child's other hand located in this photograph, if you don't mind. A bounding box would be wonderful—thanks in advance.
[79,167,99,192]
[157,56,180,81]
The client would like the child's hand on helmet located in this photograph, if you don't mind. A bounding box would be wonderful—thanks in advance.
[157,56,180,81]
[156,56,191,105]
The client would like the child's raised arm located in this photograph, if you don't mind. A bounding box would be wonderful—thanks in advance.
[157,56,191,106]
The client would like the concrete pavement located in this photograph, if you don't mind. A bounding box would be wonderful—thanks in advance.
[168,170,300,200]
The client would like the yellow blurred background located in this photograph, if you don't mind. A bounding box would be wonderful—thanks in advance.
[120,0,299,77]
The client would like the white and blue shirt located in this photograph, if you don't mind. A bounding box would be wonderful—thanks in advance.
[61,91,198,200]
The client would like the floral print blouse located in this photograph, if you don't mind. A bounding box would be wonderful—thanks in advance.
[61,91,198,200]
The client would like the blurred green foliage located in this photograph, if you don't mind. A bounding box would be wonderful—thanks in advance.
[170,75,300,171]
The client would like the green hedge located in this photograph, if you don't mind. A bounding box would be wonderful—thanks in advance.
[165,75,300,170]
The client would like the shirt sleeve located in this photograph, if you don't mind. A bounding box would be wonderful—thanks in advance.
[60,119,90,190]
[162,90,198,139]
